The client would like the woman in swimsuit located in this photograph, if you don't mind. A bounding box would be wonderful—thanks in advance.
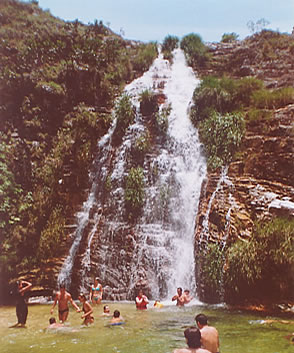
[89,277,103,305]
[78,293,94,326]
[10,279,32,328]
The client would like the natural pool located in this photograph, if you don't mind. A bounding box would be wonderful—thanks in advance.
[1,302,293,353]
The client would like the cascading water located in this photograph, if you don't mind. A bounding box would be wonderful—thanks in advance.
[58,48,206,300]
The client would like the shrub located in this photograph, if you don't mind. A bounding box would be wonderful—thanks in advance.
[224,217,294,303]
[38,206,65,260]
[221,32,239,43]
[198,111,245,170]
[190,76,266,125]
[251,87,294,109]
[132,130,151,164]
[235,77,264,107]
[113,93,136,143]
[197,243,225,303]
[190,76,238,124]
[162,35,179,52]
[180,33,208,68]
[132,42,158,73]
[125,166,145,216]
[155,104,171,134]
[139,89,159,116]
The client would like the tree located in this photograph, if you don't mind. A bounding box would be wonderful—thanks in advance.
[247,18,270,34]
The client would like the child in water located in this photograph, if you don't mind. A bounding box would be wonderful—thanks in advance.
[110,310,125,325]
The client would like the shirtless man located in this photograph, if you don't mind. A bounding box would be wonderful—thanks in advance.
[195,313,220,353]
[173,326,211,353]
[172,287,185,307]
[50,284,80,323]
[182,289,193,304]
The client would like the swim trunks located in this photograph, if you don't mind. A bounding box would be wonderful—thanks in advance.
[59,308,69,315]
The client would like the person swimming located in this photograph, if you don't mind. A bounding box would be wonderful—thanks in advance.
[101,305,111,316]
[109,310,125,326]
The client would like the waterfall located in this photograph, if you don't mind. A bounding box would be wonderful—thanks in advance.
[57,48,206,300]
[199,166,229,247]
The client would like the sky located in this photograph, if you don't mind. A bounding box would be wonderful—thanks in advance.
[26,0,294,43]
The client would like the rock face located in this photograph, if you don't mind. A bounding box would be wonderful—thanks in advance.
[194,34,294,302]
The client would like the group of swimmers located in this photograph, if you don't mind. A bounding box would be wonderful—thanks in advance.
[10,279,293,351]
[49,281,124,326]
[135,287,193,311]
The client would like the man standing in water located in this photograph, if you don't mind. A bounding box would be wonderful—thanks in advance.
[50,283,81,323]
[172,287,185,307]
[195,313,220,353]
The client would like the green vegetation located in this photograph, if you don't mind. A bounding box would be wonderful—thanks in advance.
[224,217,294,303]
[113,93,136,144]
[0,0,157,301]
[221,32,239,43]
[139,89,159,116]
[180,33,209,68]
[155,104,171,134]
[190,74,294,170]
[134,131,150,156]
[251,87,294,109]
[162,35,179,61]
[190,76,238,124]
[125,166,145,218]
[197,243,225,303]
[198,111,245,170]
[132,42,158,72]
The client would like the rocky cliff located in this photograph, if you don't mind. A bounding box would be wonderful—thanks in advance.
[194,31,294,303]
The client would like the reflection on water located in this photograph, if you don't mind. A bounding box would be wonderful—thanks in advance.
[1,303,293,353]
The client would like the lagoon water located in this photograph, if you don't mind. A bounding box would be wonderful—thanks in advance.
[1,302,293,353]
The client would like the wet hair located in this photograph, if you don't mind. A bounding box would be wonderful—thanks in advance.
[49,317,56,324]
[184,289,190,293]
[195,313,208,325]
[113,310,120,318]
[184,327,201,348]
[59,283,66,289]
[177,287,183,293]
[103,305,109,312]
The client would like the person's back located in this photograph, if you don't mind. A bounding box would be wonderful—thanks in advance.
[195,313,219,353]
[173,349,210,353]
[173,327,211,353]
[200,325,219,353]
